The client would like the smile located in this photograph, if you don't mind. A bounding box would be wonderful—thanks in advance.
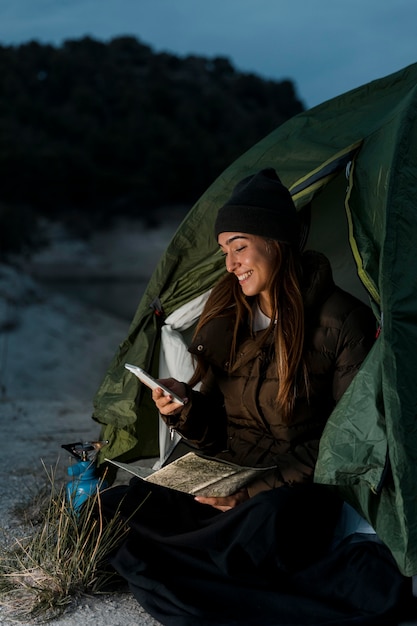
[237,270,253,282]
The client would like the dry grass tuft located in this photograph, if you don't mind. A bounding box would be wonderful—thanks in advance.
[0,464,146,623]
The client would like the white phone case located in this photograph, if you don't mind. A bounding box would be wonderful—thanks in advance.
[124,364,185,405]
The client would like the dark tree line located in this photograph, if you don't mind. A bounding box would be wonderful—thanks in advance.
[0,36,304,255]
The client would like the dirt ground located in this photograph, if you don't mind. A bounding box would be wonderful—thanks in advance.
[0,220,173,625]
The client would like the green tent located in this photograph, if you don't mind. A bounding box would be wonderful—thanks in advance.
[92,62,417,576]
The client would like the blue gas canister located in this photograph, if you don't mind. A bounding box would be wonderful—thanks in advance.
[62,440,109,512]
[66,460,107,512]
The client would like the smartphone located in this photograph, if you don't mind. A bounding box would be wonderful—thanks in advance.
[124,363,186,405]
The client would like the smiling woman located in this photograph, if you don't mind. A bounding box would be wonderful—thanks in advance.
[95,168,410,625]
[218,233,278,310]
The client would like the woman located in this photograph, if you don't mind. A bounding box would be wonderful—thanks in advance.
[155,168,375,509]
[100,169,410,625]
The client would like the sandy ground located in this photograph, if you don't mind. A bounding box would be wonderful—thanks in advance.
[0,218,180,625]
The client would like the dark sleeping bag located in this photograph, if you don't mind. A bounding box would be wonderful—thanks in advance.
[98,479,413,626]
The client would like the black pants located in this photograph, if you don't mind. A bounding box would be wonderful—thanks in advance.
[99,479,411,626]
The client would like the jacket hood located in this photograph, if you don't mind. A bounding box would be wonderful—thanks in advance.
[302,250,335,312]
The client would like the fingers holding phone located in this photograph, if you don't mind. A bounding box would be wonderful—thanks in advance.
[124,364,187,414]
[152,378,187,415]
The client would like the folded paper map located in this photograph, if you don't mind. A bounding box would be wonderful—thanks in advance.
[106,452,275,497]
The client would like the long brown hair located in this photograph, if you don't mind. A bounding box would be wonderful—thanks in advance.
[189,239,308,422]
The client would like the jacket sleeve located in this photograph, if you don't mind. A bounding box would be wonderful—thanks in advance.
[247,440,319,495]
[162,367,228,452]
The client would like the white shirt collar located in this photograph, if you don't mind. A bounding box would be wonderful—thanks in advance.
[252,302,272,332]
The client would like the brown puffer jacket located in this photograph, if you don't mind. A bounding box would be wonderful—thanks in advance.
[166,251,376,496]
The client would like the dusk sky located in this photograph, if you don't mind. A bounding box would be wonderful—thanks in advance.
[1,0,416,109]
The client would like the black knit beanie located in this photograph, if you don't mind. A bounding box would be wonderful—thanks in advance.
[214,168,299,244]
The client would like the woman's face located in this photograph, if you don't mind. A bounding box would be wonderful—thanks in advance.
[218,232,277,315]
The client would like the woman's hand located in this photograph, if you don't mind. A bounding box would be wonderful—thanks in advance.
[194,488,249,511]
[151,378,187,415]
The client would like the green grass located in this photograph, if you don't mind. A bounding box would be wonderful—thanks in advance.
[0,464,147,623]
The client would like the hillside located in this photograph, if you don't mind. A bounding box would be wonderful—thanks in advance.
[0,35,304,257]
